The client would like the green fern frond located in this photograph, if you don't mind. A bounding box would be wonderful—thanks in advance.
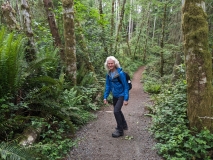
[0,28,25,97]
[0,27,6,46]
[0,142,37,160]
[28,104,75,134]
[25,58,58,76]
[32,76,63,86]
[77,67,96,86]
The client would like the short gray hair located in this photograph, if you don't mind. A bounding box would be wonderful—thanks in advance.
[104,56,120,71]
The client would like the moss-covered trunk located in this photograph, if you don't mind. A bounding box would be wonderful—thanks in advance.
[1,2,20,30]
[62,0,77,85]
[21,0,36,62]
[182,0,213,132]
[160,3,167,77]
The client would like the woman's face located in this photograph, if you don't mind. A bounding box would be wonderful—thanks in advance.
[107,59,116,71]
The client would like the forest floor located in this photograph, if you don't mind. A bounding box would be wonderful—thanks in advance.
[67,66,163,160]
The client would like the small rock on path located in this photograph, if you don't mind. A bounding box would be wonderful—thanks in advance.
[68,66,163,160]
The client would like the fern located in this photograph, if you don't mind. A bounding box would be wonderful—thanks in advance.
[0,142,37,160]
[77,64,96,86]
[0,28,26,97]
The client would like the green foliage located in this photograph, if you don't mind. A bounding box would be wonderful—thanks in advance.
[142,64,162,94]
[34,120,77,160]
[143,81,161,94]
[0,25,98,159]
[148,80,213,159]
[0,28,26,97]
[0,142,37,160]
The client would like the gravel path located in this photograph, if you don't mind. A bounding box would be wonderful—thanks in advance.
[68,66,163,160]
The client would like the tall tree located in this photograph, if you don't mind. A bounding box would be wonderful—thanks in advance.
[110,0,115,55]
[160,3,167,77]
[43,0,62,48]
[1,1,20,30]
[143,2,151,62]
[114,0,126,54]
[182,0,213,131]
[98,0,108,55]
[62,0,77,85]
[43,0,65,63]
[21,0,36,62]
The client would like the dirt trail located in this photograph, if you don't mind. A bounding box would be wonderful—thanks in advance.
[68,66,162,160]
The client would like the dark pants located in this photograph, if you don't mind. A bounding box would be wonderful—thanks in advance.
[113,96,127,132]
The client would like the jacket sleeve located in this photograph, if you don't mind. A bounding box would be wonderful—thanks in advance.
[119,72,129,101]
[104,74,111,99]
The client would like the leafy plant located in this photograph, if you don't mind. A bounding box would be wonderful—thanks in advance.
[0,142,37,160]
[0,28,26,97]
[148,80,213,159]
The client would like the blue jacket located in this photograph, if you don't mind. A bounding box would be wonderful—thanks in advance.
[104,68,129,101]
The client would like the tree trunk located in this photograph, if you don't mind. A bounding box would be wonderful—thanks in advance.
[171,52,183,84]
[21,0,36,62]
[110,0,115,55]
[168,5,182,44]
[133,3,148,58]
[114,0,126,55]
[128,0,133,41]
[182,0,213,132]
[75,20,95,72]
[160,4,167,77]
[19,127,42,146]
[143,2,151,62]
[152,15,157,46]
[43,0,62,48]
[62,0,77,85]
[1,2,20,30]
[98,0,108,56]
[43,0,65,63]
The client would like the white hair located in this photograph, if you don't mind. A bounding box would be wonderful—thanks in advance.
[104,56,120,71]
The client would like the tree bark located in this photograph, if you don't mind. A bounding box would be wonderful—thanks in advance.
[110,0,115,55]
[1,1,20,30]
[62,0,77,85]
[152,15,157,46]
[98,0,108,56]
[133,4,147,57]
[114,0,126,55]
[21,0,36,62]
[160,3,167,77]
[19,127,42,146]
[143,2,151,62]
[43,0,65,63]
[43,0,62,48]
[182,0,213,132]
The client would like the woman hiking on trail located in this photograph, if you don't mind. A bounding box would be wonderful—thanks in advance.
[103,56,129,138]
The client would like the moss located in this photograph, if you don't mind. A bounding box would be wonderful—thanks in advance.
[182,1,213,131]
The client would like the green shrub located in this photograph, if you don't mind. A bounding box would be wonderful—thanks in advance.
[149,80,213,159]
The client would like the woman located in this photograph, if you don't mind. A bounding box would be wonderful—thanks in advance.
[103,56,129,138]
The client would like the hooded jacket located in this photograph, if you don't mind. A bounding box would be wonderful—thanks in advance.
[104,68,129,101]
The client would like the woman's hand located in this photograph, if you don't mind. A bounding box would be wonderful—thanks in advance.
[104,99,108,104]
[123,101,128,105]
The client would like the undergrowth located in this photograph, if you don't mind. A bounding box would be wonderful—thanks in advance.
[144,74,213,159]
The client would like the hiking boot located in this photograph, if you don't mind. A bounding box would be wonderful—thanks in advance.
[112,130,124,138]
[115,126,128,130]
